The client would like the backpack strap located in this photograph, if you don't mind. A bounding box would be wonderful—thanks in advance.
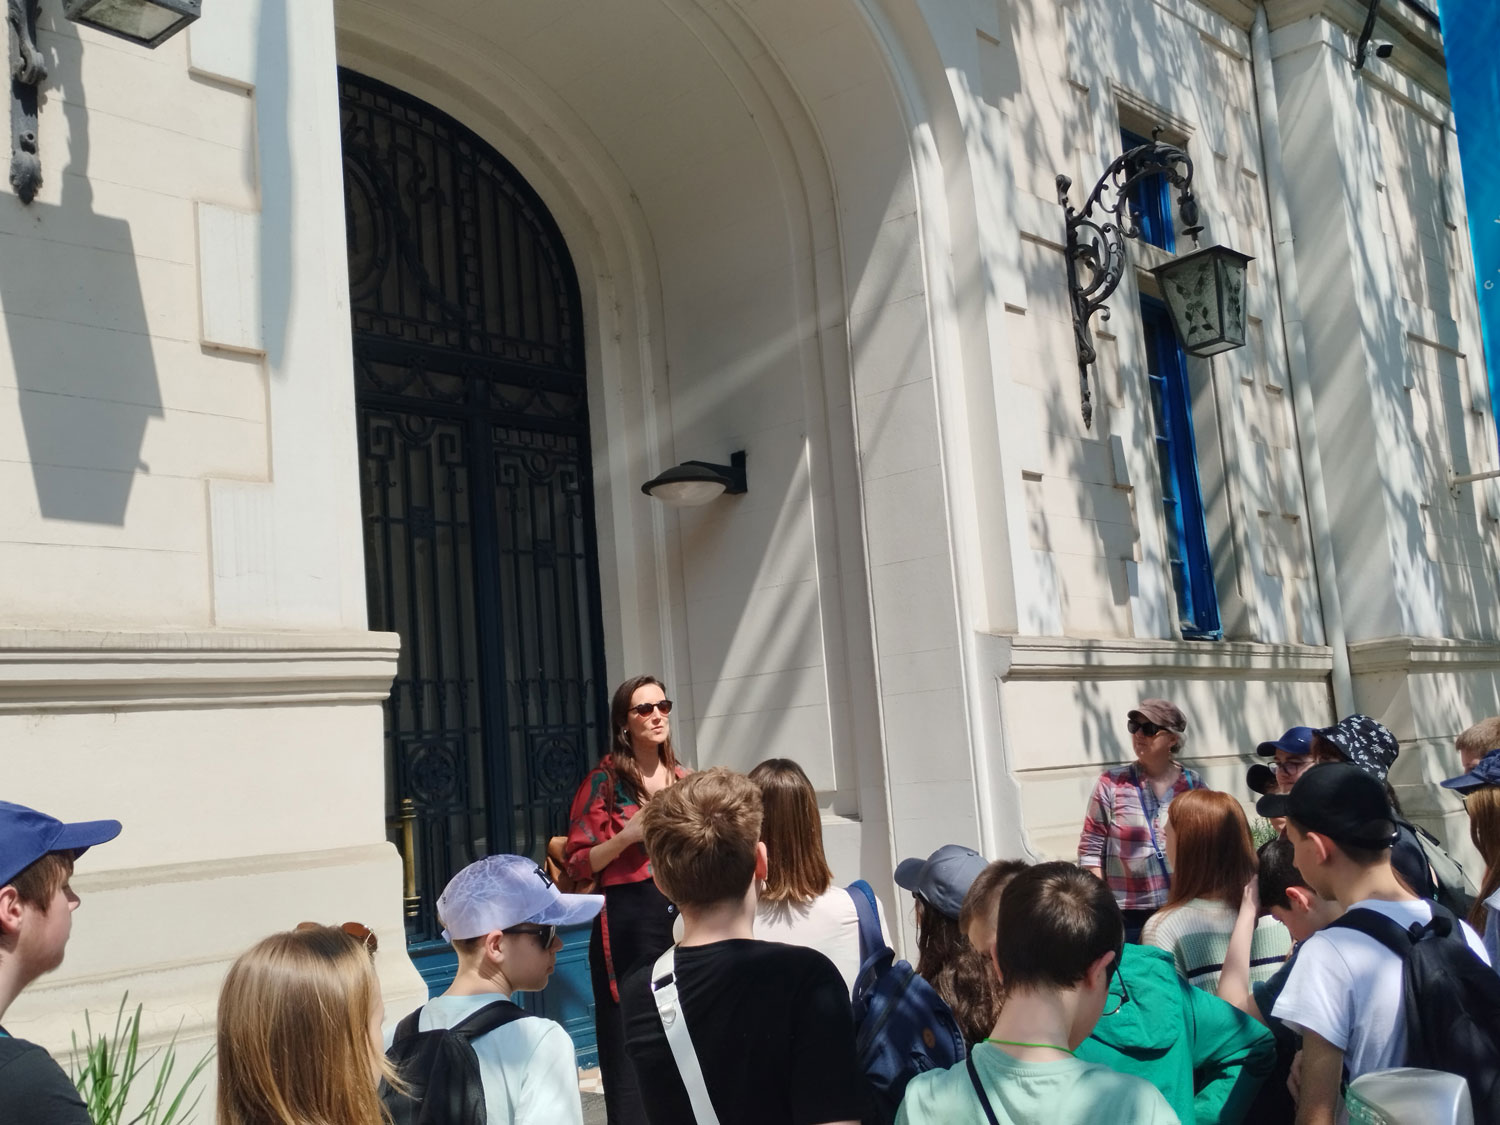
[1326,906,1423,957]
[390,999,531,1046]
[392,1004,426,1045]
[650,946,721,1125]
[846,879,889,965]
[967,1053,1002,1125]
[451,998,532,1041]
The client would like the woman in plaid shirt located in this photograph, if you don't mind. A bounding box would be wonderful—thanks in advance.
[1078,698,1204,941]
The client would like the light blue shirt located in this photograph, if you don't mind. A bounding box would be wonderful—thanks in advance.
[896,1043,1179,1125]
[384,993,583,1125]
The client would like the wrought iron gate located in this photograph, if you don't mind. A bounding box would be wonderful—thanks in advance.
[340,70,608,991]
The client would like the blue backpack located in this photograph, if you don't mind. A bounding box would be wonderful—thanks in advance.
[846,880,966,1123]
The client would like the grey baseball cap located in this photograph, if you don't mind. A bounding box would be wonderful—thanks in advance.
[893,844,988,921]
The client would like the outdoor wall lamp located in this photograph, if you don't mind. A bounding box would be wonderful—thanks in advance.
[641,451,747,508]
[8,0,201,203]
[1057,131,1252,428]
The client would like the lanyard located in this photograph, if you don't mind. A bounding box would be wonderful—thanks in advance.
[1131,766,1173,877]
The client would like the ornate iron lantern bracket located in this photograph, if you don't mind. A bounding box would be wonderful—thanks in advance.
[7,0,201,204]
[1056,133,1202,428]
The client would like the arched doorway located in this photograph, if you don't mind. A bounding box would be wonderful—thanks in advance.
[339,70,608,1040]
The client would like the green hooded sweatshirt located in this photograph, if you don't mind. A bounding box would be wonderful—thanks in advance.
[1074,943,1275,1125]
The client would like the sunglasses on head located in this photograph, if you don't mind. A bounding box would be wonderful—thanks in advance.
[295,920,379,955]
[503,923,558,947]
[1127,719,1168,737]
[630,700,673,717]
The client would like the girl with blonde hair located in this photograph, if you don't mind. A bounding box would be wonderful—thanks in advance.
[217,923,394,1125]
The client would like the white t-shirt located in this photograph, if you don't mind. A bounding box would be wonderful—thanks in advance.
[754,887,891,996]
[1272,897,1491,1079]
[383,993,583,1125]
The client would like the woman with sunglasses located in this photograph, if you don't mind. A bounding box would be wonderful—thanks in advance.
[1078,699,1203,942]
[564,674,688,1125]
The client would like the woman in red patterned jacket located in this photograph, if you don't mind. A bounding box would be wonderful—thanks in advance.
[565,674,687,1125]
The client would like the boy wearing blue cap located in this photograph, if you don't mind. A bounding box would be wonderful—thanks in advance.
[385,854,605,1124]
[0,800,121,1123]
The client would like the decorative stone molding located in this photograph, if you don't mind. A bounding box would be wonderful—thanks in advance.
[1347,636,1500,676]
[995,634,1334,681]
[0,630,400,712]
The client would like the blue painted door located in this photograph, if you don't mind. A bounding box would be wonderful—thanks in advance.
[341,69,607,1063]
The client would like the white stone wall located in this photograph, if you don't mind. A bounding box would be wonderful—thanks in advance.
[0,0,421,1066]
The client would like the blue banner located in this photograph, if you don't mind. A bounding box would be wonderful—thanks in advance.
[1439,0,1500,448]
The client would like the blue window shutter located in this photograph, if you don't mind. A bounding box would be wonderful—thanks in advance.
[1120,129,1176,252]
[1140,298,1220,639]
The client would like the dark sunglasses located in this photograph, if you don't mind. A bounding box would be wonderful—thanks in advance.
[1127,719,1167,737]
[296,920,378,955]
[503,923,558,947]
[630,700,673,717]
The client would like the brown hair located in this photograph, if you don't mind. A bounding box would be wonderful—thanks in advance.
[996,862,1123,991]
[1467,786,1500,932]
[1159,789,1257,914]
[915,901,1000,1047]
[217,927,397,1125]
[605,675,680,808]
[958,859,1029,940]
[749,759,833,903]
[8,851,75,910]
[1458,717,1500,759]
[639,768,762,908]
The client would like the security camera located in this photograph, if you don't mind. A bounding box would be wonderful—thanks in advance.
[1372,40,1394,59]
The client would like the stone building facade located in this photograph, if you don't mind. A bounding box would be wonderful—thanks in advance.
[3,0,1490,1070]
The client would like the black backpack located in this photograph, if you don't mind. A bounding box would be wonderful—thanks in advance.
[381,1000,533,1125]
[1327,904,1500,1124]
[846,880,966,1124]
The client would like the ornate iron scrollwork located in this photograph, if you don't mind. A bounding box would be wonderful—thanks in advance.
[1057,133,1201,428]
[9,0,45,203]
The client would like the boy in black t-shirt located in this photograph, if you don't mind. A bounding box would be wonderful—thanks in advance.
[619,768,865,1125]
[0,800,121,1124]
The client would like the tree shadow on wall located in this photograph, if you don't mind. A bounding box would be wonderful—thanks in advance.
[3,22,161,525]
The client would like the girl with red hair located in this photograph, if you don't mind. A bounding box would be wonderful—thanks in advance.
[1140,788,1291,994]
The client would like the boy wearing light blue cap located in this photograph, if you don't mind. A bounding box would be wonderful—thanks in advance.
[384,854,604,1125]
[0,799,122,1124]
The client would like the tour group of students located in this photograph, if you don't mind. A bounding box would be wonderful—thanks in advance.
[3,679,1500,1124]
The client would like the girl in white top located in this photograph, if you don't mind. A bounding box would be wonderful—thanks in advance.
[748,758,889,994]
[1141,788,1291,994]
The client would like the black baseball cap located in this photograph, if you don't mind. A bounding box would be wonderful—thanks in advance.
[1255,763,1398,850]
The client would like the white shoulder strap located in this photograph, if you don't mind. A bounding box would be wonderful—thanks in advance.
[650,945,721,1125]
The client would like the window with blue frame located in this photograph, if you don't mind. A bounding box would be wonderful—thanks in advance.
[1140,297,1221,639]
[1121,128,1175,252]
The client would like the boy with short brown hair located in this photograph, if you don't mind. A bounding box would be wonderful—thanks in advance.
[0,800,121,1124]
[1456,716,1500,775]
[620,768,865,1125]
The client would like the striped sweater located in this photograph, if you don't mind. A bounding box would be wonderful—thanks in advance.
[1141,898,1293,994]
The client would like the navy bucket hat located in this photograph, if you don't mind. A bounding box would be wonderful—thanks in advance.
[1314,715,1399,783]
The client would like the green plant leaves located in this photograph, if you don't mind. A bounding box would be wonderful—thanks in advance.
[69,994,213,1125]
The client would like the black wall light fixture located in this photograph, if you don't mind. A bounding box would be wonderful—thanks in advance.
[9,0,201,203]
[641,451,747,508]
[1056,130,1252,427]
